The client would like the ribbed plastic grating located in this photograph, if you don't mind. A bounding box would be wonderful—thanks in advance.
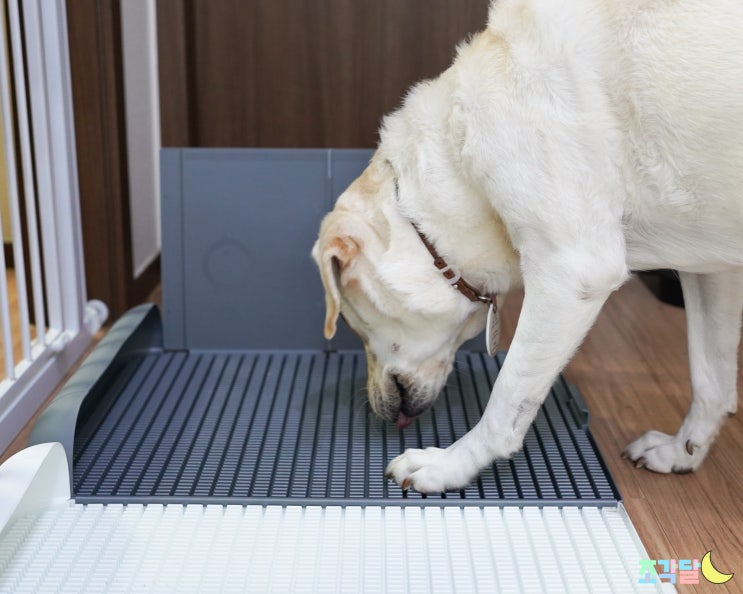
[0,504,663,594]
[71,350,618,505]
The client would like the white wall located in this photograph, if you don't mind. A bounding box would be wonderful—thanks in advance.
[120,0,161,278]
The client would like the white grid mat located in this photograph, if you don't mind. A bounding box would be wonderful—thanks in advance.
[0,503,672,594]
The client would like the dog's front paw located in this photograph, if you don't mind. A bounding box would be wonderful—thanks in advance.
[623,430,709,474]
[385,447,476,493]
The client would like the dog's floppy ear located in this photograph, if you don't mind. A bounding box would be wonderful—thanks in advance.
[312,217,361,339]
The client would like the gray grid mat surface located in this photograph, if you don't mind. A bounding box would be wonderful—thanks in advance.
[72,350,618,505]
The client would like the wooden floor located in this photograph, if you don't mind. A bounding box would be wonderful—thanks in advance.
[1,276,741,592]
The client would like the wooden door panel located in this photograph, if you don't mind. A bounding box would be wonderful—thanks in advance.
[158,0,488,148]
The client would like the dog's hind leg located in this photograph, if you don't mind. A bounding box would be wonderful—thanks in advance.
[624,267,743,473]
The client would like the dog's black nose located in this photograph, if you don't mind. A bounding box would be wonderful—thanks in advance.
[392,374,409,400]
[392,373,430,419]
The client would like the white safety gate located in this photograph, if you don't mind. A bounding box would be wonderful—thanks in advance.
[0,0,106,454]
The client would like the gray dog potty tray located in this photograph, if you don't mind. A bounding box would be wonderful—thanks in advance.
[0,149,668,593]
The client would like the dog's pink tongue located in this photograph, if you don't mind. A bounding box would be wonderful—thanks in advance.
[396,412,415,430]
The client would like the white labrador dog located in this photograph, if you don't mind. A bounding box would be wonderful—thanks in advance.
[312,0,743,493]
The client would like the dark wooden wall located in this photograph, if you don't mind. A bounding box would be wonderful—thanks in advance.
[66,1,159,318]
[63,1,487,316]
[157,0,489,148]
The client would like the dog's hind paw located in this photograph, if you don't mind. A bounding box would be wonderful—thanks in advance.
[385,447,476,494]
[623,430,709,474]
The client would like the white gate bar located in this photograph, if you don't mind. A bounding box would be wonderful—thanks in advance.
[7,0,46,346]
[19,0,63,333]
[38,0,87,335]
[0,2,31,363]
[0,0,98,454]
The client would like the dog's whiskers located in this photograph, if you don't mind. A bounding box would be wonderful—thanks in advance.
[350,391,371,417]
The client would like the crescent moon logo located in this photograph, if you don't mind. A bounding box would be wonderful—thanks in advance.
[701,551,734,585]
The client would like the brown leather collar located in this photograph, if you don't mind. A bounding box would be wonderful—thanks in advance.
[413,224,496,305]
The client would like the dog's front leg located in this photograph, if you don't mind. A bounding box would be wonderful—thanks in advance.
[386,254,628,493]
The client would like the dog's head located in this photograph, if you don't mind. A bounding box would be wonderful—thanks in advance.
[313,70,523,428]
[312,156,491,429]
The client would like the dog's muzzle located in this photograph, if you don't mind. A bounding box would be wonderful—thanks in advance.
[391,373,437,429]
[392,374,417,429]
